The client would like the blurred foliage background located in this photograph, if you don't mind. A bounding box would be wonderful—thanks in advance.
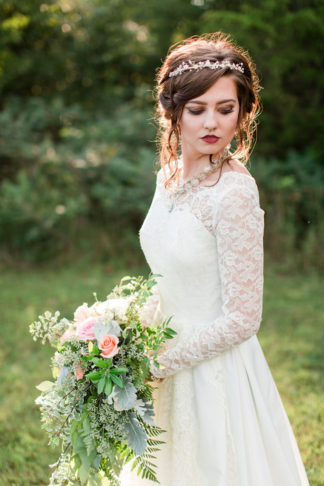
[0,0,323,268]
[1,2,324,485]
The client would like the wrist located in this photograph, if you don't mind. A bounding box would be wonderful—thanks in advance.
[149,357,167,379]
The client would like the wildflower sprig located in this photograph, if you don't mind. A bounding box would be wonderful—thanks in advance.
[30,274,176,486]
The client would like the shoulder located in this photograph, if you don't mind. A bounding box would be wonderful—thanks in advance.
[153,168,166,194]
[211,163,264,227]
[224,158,253,177]
[202,157,260,204]
[201,157,253,186]
[209,157,260,204]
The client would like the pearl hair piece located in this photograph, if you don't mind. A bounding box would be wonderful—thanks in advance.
[169,59,244,78]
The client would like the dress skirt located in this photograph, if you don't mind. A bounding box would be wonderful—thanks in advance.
[120,335,309,486]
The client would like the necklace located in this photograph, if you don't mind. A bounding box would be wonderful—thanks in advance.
[167,148,230,213]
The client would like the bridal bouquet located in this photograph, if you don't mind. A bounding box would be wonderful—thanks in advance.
[30,275,175,486]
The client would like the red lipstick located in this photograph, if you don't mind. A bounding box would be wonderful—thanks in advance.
[201,135,220,143]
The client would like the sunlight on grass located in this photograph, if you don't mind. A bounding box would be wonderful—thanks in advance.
[0,263,322,485]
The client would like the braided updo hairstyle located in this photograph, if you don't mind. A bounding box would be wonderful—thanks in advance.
[154,32,262,189]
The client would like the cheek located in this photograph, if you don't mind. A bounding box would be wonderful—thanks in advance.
[224,113,239,135]
[179,113,199,135]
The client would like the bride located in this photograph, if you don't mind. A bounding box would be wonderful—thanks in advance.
[120,32,309,486]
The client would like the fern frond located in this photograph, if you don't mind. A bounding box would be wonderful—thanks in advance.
[131,455,160,484]
[101,462,120,486]
[147,439,165,446]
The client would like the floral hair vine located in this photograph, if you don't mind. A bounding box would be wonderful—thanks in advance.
[169,59,245,78]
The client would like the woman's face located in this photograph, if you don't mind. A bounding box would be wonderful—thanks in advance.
[179,75,240,160]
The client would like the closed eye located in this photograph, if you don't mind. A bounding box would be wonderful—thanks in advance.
[188,109,203,115]
[188,107,235,115]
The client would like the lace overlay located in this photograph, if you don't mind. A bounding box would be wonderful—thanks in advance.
[150,170,264,378]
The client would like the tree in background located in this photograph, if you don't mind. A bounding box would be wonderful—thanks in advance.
[0,0,323,266]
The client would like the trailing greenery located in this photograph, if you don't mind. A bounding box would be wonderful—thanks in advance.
[30,274,176,484]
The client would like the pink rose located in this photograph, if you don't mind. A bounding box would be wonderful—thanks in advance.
[74,303,91,323]
[74,363,85,380]
[99,335,119,358]
[59,328,76,345]
[76,317,97,341]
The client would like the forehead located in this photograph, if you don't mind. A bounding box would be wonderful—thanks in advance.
[188,76,238,104]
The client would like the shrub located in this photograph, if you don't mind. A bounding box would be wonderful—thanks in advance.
[252,151,324,271]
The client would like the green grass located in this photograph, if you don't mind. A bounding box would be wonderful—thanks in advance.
[0,262,322,485]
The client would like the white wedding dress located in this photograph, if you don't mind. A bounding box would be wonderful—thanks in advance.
[120,166,310,486]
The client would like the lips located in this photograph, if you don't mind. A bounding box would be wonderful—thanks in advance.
[201,135,220,143]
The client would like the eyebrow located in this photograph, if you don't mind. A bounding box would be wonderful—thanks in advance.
[188,98,236,105]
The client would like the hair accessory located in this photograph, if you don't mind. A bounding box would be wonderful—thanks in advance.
[169,59,244,78]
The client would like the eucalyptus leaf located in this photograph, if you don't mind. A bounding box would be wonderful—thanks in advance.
[57,365,71,384]
[136,399,156,426]
[124,412,147,455]
[113,379,137,410]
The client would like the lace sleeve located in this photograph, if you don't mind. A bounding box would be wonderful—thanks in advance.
[150,180,265,378]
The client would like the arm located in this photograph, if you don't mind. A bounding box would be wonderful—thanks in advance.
[150,182,265,378]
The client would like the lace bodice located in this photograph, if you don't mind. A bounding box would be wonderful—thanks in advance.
[139,167,265,379]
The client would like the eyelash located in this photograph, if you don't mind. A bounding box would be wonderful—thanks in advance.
[188,108,234,115]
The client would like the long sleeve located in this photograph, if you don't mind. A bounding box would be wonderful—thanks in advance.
[150,181,265,379]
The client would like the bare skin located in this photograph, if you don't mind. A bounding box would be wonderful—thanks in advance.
[179,76,241,181]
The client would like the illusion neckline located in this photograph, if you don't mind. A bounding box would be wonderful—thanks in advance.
[213,170,255,182]
[178,167,256,190]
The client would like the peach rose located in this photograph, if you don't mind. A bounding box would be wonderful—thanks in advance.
[74,303,91,323]
[99,335,119,358]
[76,317,97,341]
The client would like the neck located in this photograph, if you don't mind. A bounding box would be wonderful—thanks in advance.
[181,151,210,181]
[180,148,226,182]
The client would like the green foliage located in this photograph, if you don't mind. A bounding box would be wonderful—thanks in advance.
[251,151,324,270]
[198,1,324,160]
[0,96,156,263]
[0,0,323,265]
[30,273,174,484]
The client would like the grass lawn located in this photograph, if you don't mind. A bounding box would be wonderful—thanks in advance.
[0,261,323,485]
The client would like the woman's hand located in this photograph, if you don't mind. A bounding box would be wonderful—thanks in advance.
[146,370,164,384]
[146,357,165,383]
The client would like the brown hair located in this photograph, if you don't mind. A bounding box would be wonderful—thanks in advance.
[154,32,262,189]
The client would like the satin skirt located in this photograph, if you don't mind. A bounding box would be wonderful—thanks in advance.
[120,335,309,486]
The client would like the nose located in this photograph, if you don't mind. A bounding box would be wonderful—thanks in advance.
[203,109,218,131]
